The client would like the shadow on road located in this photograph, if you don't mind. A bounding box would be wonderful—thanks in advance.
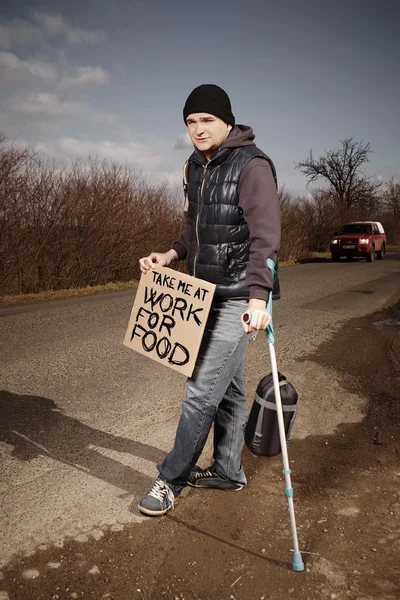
[0,390,165,495]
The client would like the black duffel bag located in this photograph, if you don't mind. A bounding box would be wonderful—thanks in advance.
[245,372,299,457]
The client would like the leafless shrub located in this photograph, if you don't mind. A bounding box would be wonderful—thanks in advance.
[298,189,337,252]
[279,187,310,261]
[0,135,184,295]
[377,179,400,244]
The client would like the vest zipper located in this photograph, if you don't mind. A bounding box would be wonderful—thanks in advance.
[193,160,209,277]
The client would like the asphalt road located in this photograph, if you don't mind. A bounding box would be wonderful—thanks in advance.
[1,251,399,568]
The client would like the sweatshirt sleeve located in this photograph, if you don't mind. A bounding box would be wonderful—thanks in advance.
[238,158,281,301]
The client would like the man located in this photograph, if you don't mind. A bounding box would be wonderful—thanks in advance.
[137,84,280,516]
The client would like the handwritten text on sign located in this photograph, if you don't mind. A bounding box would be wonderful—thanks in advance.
[124,266,216,377]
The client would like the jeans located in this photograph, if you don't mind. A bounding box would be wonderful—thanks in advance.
[158,299,250,486]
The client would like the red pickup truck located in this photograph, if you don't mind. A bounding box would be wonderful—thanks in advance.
[330,221,386,262]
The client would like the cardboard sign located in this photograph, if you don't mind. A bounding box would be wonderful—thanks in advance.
[124,266,216,377]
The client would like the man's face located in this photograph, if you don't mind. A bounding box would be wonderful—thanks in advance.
[186,113,232,158]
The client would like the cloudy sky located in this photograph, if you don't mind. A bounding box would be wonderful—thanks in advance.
[1,0,399,193]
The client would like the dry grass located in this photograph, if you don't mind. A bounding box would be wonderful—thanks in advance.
[279,251,330,267]
[0,280,139,308]
[278,259,297,267]
[309,251,331,259]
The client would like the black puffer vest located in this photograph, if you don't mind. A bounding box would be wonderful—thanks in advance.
[185,145,277,301]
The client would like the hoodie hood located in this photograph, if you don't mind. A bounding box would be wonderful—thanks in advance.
[221,124,256,149]
[191,124,256,163]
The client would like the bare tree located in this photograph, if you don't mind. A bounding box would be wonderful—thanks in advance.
[383,179,400,221]
[379,178,400,244]
[295,138,381,219]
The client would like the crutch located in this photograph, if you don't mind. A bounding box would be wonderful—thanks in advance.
[244,258,304,572]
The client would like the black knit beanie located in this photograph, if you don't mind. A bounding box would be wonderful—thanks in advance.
[183,84,235,127]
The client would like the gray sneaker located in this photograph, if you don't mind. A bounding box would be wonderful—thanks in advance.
[188,466,244,491]
[138,476,180,516]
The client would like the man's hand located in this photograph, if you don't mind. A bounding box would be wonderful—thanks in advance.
[241,298,271,333]
[139,249,178,274]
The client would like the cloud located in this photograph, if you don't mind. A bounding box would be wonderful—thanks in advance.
[34,137,165,173]
[5,132,189,191]
[33,12,106,45]
[1,51,110,90]
[174,131,192,150]
[31,138,190,191]
[0,18,41,49]
[0,51,57,81]
[11,92,117,125]
[59,66,110,89]
[13,93,86,117]
[157,170,184,188]
[0,12,105,50]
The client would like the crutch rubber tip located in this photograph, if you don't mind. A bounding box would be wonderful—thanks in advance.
[292,551,305,572]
